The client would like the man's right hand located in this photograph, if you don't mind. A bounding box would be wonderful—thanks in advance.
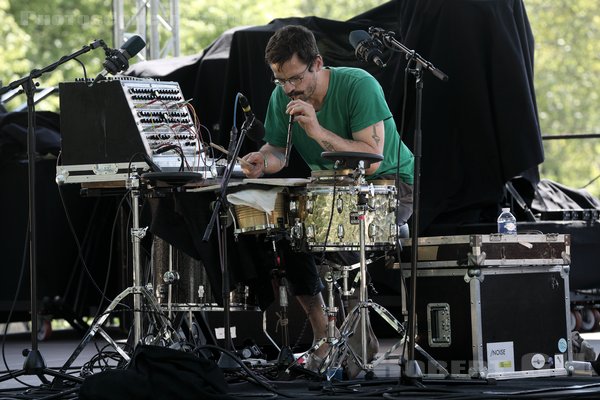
[241,151,265,178]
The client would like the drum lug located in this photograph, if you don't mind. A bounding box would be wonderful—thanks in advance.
[289,199,298,214]
[390,224,398,241]
[337,223,345,240]
[291,218,304,240]
[368,222,378,239]
[336,195,344,213]
[306,198,314,214]
[163,270,180,284]
[307,224,315,239]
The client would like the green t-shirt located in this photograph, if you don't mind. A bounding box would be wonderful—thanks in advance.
[264,66,414,183]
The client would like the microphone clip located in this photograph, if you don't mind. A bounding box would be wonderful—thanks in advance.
[368,26,392,39]
[241,113,257,131]
[103,47,129,75]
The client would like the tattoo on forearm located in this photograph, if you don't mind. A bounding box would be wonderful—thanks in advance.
[322,140,335,151]
[371,126,380,145]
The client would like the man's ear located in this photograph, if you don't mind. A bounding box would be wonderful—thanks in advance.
[313,54,324,71]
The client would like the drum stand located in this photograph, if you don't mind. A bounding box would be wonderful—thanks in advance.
[308,153,448,380]
[58,174,177,374]
[272,273,296,375]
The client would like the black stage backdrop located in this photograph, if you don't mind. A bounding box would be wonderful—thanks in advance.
[128,0,544,234]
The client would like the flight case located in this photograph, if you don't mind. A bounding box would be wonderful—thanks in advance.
[399,234,572,379]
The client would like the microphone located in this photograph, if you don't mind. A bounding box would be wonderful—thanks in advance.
[238,93,265,142]
[349,30,385,68]
[284,115,294,167]
[93,35,146,83]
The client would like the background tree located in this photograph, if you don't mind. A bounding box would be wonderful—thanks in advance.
[0,0,31,84]
[1,0,599,197]
[525,0,600,196]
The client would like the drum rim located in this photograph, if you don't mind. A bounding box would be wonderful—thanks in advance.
[306,243,395,252]
[311,169,353,177]
[305,184,397,193]
[234,224,288,234]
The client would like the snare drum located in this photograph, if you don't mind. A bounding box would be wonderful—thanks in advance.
[289,180,398,252]
[232,190,288,235]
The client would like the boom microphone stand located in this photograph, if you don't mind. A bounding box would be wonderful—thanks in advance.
[368,26,448,381]
[202,113,258,369]
[0,39,105,386]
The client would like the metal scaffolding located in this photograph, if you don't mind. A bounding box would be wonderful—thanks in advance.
[112,0,180,60]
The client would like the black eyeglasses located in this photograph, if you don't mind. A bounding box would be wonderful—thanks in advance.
[272,64,310,87]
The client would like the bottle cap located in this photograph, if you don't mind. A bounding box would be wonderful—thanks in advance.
[501,207,510,212]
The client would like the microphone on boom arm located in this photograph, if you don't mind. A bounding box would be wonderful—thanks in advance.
[92,35,146,84]
[349,30,386,68]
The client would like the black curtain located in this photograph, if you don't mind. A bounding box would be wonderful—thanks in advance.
[129,0,543,233]
[127,0,544,298]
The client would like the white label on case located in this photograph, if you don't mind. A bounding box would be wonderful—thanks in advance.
[487,341,515,373]
[214,326,237,339]
[555,354,564,369]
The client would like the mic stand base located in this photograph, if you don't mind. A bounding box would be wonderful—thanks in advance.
[401,359,424,383]
[0,349,83,386]
[274,345,296,380]
[217,353,241,370]
[277,345,295,366]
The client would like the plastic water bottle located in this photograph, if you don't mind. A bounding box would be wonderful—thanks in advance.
[497,207,517,235]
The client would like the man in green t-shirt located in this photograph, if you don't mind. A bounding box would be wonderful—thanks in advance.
[241,25,414,377]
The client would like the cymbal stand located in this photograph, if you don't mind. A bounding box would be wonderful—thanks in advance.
[58,174,176,374]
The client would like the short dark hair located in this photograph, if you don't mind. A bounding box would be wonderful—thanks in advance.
[265,25,319,68]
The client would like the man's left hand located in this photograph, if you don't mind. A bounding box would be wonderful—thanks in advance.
[286,99,320,137]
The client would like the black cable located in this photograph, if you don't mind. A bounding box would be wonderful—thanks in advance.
[59,196,101,318]
[95,191,133,314]
[72,57,87,81]
[194,345,293,398]
[57,181,133,321]
[0,219,38,388]
[56,159,122,306]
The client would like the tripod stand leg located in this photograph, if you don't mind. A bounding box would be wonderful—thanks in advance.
[367,301,449,376]
[58,286,175,374]
[59,286,136,374]
[0,349,84,385]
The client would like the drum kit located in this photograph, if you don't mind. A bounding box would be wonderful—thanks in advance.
[223,151,445,379]
[62,151,446,380]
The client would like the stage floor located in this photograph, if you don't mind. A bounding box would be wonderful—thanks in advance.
[1,327,600,399]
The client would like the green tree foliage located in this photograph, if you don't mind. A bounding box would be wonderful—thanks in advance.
[1,0,598,196]
[3,0,113,108]
[0,0,31,83]
[525,0,600,196]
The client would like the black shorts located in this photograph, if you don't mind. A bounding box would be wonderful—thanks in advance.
[278,240,324,296]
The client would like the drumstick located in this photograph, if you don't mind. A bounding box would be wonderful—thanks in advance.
[209,142,253,168]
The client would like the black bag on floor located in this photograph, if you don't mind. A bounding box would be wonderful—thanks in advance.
[79,345,233,400]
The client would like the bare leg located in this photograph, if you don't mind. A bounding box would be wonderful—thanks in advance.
[296,293,330,358]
